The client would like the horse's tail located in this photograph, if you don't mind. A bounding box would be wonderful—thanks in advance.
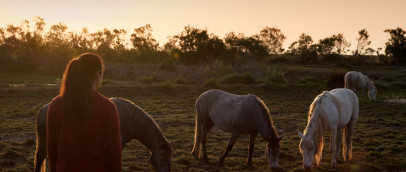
[34,105,48,172]
[190,110,201,159]
[344,72,352,89]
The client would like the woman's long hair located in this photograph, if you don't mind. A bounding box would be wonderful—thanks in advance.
[60,53,104,120]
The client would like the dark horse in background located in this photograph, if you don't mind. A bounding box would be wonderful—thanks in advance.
[34,98,172,172]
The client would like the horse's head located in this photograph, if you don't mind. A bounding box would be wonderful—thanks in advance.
[368,86,377,101]
[265,135,282,170]
[150,141,173,172]
[298,131,314,170]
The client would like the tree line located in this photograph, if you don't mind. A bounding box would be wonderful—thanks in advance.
[0,17,405,72]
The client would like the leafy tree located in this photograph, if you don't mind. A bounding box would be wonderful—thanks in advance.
[316,33,350,55]
[224,32,268,58]
[384,27,406,64]
[131,24,159,62]
[355,29,372,55]
[258,27,286,54]
[175,25,226,64]
[288,33,317,62]
[177,25,209,52]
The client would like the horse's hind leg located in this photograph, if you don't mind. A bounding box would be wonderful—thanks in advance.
[201,120,213,162]
[330,128,338,168]
[336,129,342,162]
[343,122,355,162]
[219,132,240,167]
[245,132,258,168]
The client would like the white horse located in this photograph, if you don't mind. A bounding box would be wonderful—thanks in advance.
[298,88,358,170]
[344,71,377,101]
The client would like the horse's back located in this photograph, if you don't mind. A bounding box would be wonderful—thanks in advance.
[196,89,262,133]
[329,88,359,128]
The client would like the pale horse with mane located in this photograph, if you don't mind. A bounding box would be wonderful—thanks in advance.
[298,88,358,170]
[344,71,377,101]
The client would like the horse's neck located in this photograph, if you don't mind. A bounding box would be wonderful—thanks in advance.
[257,118,277,142]
[132,114,169,153]
[140,123,168,152]
[365,77,373,90]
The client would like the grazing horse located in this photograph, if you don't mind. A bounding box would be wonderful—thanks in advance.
[298,88,358,170]
[344,71,377,101]
[34,98,172,172]
[191,89,282,170]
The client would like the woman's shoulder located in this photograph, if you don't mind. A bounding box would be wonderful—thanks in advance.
[50,95,63,105]
[94,92,116,109]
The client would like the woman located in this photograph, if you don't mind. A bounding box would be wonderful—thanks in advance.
[46,53,121,171]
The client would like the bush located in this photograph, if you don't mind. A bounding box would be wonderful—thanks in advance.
[263,67,287,83]
[174,77,187,84]
[218,72,256,84]
[204,77,218,88]
[140,76,154,84]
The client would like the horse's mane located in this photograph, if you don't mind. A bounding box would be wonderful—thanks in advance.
[364,75,375,90]
[304,91,341,165]
[252,95,279,140]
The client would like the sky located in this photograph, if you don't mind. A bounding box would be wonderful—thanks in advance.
[1,0,405,52]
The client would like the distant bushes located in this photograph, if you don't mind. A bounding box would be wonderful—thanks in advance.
[218,72,256,84]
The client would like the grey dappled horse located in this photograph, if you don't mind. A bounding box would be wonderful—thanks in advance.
[344,71,377,101]
[191,89,282,170]
[34,98,172,172]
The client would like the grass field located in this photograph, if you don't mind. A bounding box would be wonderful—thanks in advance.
[0,65,406,172]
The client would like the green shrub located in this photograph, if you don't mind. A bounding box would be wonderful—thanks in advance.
[204,77,218,88]
[263,67,287,83]
[218,72,256,84]
[174,77,187,84]
[140,76,154,84]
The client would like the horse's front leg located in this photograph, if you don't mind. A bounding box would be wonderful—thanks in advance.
[245,132,258,168]
[219,132,240,167]
[330,128,337,168]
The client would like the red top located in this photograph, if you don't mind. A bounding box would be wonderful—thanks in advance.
[46,93,121,172]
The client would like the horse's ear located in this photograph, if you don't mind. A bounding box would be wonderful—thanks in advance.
[298,131,304,138]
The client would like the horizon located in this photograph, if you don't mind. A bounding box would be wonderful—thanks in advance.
[1,0,406,52]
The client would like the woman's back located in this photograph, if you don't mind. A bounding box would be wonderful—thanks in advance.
[46,53,121,172]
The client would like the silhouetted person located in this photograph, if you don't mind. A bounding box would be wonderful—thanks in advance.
[46,53,121,172]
